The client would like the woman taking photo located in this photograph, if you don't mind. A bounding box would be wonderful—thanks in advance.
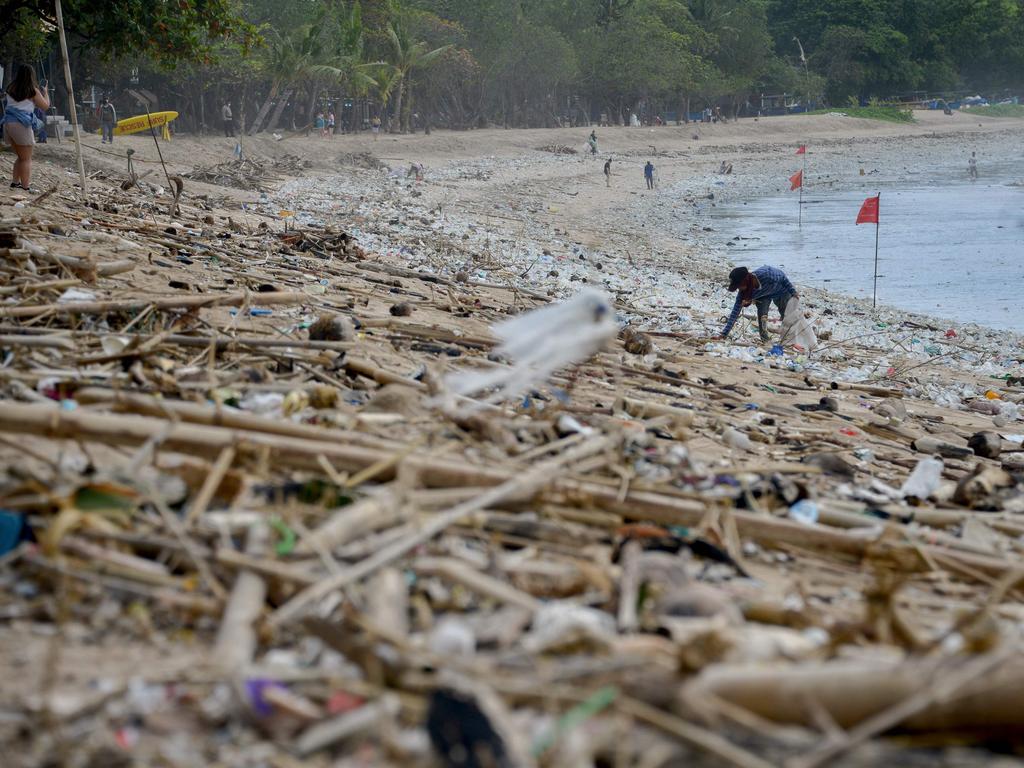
[2,64,50,191]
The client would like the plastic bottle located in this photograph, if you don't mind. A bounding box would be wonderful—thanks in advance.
[900,456,944,499]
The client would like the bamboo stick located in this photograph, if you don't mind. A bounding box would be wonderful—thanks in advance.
[267,436,611,627]
[412,556,542,613]
[0,291,307,318]
[683,654,1024,734]
[0,403,1016,586]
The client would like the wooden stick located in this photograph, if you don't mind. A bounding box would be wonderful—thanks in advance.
[683,655,1024,733]
[0,291,306,318]
[412,556,542,613]
[618,695,776,768]
[185,446,236,526]
[791,649,1016,768]
[267,436,610,627]
[73,388,397,451]
[294,492,406,556]
[55,0,87,193]
[0,334,75,350]
[212,522,268,672]
[0,403,1016,586]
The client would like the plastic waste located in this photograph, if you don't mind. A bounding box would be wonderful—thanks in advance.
[723,426,754,452]
[57,288,97,303]
[778,296,817,351]
[0,510,27,555]
[900,456,944,499]
[789,500,819,525]
[445,288,617,405]
[429,616,476,657]
[853,448,875,462]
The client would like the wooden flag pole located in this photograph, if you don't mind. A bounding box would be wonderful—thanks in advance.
[54,0,87,194]
[872,193,881,308]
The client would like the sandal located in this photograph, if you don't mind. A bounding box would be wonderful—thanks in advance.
[9,182,22,189]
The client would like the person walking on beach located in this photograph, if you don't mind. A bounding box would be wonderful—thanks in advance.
[99,96,117,144]
[1,64,50,191]
[588,129,598,155]
[221,102,234,137]
[603,158,612,187]
[968,151,978,180]
[717,265,798,342]
[644,160,655,190]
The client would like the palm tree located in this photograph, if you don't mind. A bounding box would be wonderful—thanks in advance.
[249,25,322,134]
[385,11,450,133]
[372,63,401,130]
[306,2,383,133]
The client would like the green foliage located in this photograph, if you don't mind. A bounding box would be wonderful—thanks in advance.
[967,104,1024,118]
[7,0,257,66]
[33,0,1023,130]
[806,106,916,123]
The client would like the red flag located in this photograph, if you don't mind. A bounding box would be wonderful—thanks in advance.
[789,170,803,190]
[796,145,806,155]
[856,195,880,224]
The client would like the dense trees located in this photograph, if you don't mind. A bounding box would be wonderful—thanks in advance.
[3,0,1021,132]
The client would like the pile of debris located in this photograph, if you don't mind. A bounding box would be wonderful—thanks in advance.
[3,173,1024,768]
[184,155,313,191]
[537,143,578,155]
[337,151,390,171]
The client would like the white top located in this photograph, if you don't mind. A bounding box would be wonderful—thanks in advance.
[5,95,35,113]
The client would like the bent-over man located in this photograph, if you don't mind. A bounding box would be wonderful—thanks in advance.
[718,265,798,342]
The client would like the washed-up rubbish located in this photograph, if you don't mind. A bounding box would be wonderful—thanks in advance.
[901,456,944,499]
[445,288,617,404]
[778,296,817,351]
[2,127,1024,768]
[788,499,819,525]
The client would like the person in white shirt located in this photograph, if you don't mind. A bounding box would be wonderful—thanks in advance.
[222,102,234,137]
[1,65,50,191]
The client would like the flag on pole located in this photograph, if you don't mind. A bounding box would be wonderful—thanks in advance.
[796,145,806,155]
[789,170,803,191]
[856,195,880,224]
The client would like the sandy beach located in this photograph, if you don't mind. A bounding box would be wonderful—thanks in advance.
[5,112,1024,766]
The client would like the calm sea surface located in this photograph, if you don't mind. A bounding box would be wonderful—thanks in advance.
[709,157,1024,330]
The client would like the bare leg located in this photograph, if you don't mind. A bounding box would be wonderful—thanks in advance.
[13,144,32,188]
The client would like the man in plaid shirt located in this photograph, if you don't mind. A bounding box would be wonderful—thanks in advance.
[718,265,798,342]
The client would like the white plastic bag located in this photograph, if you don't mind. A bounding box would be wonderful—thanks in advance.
[778,296,817,352]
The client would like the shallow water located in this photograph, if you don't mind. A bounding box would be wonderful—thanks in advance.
[709,159,1024,331]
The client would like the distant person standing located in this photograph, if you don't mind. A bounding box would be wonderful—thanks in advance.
[327,110,336,137]
[644,160,655,190]
[588,129,598,155]
[968,151,978,180]
[603,158,612,187]
[221,102,234,137]
[99,96,117,144]
[371,115,381,140]
[1,64,50,191]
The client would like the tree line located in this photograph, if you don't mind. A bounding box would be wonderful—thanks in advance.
[2,0,1022,132]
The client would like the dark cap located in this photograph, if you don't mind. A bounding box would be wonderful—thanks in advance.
[728,266,749,291]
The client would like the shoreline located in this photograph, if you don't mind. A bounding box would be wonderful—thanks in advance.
[269,119,1024,406]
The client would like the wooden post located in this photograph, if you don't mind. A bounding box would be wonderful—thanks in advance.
[54,0,87,193]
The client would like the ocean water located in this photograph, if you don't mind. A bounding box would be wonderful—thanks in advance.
[709,161,1024,331]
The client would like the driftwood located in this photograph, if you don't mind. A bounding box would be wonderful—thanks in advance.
[683,653,1024,735]
[0,291,306,318]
